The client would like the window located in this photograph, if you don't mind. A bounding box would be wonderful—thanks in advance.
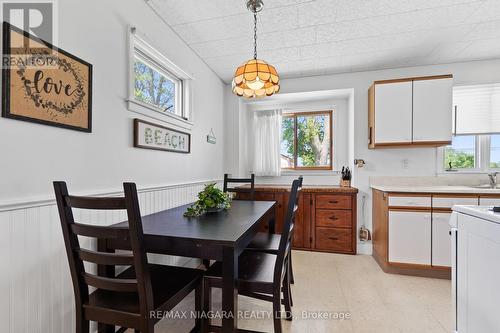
[440,83,500,173]
[490,135,500,168]
[444,136,476,170]
[128,29,192,128]
[453,84,500,135]
[281,111,332,170]
[440,135,500,172]
[134,54,181,115]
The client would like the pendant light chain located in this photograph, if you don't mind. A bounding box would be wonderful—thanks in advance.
[232,0,280,98]
[253,12,258,60]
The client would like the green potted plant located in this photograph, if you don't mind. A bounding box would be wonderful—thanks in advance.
[184,183,232,217]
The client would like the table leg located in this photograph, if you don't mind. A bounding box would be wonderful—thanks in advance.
[222,246,238,333]
[268,216,276,234]
[97,238,115,333]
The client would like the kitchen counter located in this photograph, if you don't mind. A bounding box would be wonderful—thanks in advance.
[370,184,500,194]
[452,205,500,224]
[245,184,358,194]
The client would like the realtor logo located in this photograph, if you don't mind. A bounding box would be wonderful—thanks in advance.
[2,0,58,49]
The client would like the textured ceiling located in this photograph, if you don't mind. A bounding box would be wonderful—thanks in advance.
[148,0,500,83]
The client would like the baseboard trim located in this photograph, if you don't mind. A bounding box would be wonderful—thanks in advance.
[357,241,372,255]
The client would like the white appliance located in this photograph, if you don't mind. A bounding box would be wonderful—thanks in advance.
[451,206,500,333]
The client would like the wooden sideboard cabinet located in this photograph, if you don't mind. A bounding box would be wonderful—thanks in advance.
[237,185,358,254]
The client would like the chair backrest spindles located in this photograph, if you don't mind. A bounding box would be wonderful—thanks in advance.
[274,178,302,282]
[54,182,89,308]
[124,182,154,315]
[53,181,153,320]
[223,173,255,200]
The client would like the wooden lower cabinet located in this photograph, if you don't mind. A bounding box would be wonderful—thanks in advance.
[315,227,353,252]
[371,189,478,279]
[244,186,358,254]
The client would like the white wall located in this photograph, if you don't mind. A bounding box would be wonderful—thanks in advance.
[0,1,225,332]
[224,58,500,254]
[0,0,225,205]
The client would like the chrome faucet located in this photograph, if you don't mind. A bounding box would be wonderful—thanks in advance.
[488,172,498,187]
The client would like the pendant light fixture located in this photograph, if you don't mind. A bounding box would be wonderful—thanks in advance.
[232,0,280,98]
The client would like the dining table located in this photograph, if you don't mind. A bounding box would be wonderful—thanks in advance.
[97,199,276,333]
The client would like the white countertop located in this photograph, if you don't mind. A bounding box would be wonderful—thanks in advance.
[370,185,500,194]
[453,205,500,224]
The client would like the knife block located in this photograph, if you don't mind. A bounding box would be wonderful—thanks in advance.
[340,179,351,187]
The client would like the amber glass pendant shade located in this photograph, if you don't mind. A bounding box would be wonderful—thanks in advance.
[232,59,280,98]
[232,0,279,98]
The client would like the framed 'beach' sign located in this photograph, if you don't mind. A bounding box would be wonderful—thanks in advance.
[134,118,191,153]
[2,22,92,132]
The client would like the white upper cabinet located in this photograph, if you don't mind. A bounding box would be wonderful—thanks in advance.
[413,78,453,143]
[369,75,453,148]
[374,81,413,144]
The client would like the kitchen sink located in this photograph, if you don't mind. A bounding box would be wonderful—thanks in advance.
[470,184,499,189]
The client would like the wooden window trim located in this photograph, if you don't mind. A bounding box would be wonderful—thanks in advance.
[282,110,333,171]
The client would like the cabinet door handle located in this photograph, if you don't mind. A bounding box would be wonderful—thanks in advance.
[329,216,339,220]
[329,200,338,204]
[329,237,339,241]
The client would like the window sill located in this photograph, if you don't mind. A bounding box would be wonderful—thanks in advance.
[127,99,193,131]
[437,170,488,175]
[281,169,340,176]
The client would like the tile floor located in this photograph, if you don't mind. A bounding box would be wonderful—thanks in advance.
[138,251,452,333]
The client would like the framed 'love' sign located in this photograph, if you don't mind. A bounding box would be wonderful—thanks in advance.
[2,22,92,132]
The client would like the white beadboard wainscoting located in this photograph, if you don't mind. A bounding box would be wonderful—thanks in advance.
[0,179,221,333]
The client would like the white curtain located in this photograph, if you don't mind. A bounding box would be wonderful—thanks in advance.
[253,109,282,176]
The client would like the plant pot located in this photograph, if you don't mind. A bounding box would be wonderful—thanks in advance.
[340,179,351,187]
[205,207,224,214]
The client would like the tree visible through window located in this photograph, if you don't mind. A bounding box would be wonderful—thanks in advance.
[134,57,179,115]
[444,136,476,169]
[281,111,332,170]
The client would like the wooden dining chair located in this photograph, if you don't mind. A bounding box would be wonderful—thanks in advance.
[223,173,255,200]
[202,178,302,333]
[54,181,204,333]
[245,176,303,305]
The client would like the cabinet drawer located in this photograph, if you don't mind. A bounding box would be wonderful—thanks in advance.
[315,195,351,209]
[388,195,431,208]
[315,228,352,252]
[432,196,478,209]
[316,209,352,228]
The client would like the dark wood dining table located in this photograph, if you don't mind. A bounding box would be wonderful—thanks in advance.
[97,200,276,333]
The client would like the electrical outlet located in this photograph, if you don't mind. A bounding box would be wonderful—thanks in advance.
[401,158,409,169]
